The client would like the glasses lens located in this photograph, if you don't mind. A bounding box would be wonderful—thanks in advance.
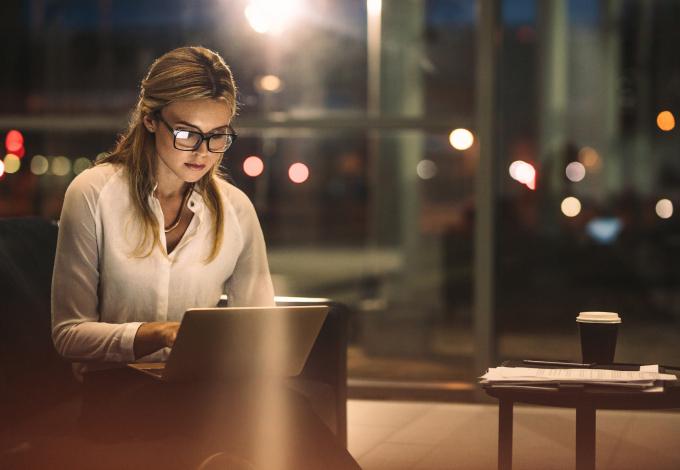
[174,130,202,150]
[208,134,233,152]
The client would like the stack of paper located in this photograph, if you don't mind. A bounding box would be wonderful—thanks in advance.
[480,367,677,392]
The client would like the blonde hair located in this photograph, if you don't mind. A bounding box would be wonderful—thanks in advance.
[98,46,237,263]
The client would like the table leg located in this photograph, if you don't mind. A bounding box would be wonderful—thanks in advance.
[575,406,596,470]
[498,399,514,470]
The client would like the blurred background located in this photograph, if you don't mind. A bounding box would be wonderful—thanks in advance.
[2,0,680,396]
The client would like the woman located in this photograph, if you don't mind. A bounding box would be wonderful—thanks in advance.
[51,46,360,470]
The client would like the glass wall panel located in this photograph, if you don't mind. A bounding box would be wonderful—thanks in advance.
[496,0,680,368]
[1,0,481,385]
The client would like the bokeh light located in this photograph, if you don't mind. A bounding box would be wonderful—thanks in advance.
[245,5,269,33]
[515,163,535,184]
[561,197,582,217]
[245,0,302,35]
[5,130,23,153]
[657,111,675,131]
[509,160,536,189]
[288,163,309,183]
[449,128,474,150]
[416,160,437,179]
[74,158,92,175]
[656,199,673,219]
[367,0,382,14]
[578,147,599,167]
[0,159,4,177]
[566,162,586,182]
[3,154,20,174]
[509,160,524,180]
[52,156,72,176]
[260,75,281,91]
[10,146,25,159]
[31,155,49,175]
[244,156,264,177]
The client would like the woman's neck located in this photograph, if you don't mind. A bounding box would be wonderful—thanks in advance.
[154,167,189,199]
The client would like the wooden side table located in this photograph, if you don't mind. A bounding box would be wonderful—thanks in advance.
[484,368,680,470]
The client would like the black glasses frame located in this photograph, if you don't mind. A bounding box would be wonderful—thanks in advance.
[155,113,237,153]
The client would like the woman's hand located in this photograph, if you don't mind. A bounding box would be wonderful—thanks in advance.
[133,321,181,360]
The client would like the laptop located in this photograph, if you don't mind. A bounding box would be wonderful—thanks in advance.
[127,305,329,381]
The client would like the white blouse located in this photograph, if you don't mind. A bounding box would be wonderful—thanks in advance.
[51,163,275,379]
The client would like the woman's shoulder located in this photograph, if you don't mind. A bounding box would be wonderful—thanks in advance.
[214,177,254,211]
[65,162,123,200]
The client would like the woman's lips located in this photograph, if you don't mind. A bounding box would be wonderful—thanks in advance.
[185,163,206,171]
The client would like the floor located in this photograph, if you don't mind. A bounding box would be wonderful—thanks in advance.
[346,399,680,470]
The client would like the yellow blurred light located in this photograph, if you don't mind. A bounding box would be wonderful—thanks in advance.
[566,162,586,182]
[367,0,382,15]
[449,128,474,150]
[74,157,92,175]
[31,155,48,175]
[561,197,581,217]
[4,154,21,174]
[657,111,675,131]
[578,147,599,167]
[52,156,72,176]
[260,75,281,91]
[656,199,673,219]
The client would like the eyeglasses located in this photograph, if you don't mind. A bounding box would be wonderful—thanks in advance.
[156,113,237,153]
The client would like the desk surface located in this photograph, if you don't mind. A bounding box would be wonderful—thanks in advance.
[484,384,680,410]
[484,360,680,410]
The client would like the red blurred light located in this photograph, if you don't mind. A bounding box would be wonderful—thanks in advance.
[527,176,536,190]
[6,130,23,151]
[243,156,264,177]
[0,159,5,178]
[10,146,25,159]
[288,163,309,183]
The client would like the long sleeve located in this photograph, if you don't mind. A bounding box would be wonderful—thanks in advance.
[51,168,142,364]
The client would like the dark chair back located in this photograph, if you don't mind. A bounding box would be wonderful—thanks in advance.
[0,218,80,433]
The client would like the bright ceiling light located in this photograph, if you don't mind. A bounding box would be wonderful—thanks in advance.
[245,5,269,33]
[245,0,302,35]
[367,0,382,15]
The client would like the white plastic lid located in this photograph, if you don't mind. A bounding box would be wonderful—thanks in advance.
[576,311,621,323]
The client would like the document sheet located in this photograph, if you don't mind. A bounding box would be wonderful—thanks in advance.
[480,367,677,390]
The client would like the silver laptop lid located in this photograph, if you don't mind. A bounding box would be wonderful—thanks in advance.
[161,305,329,381]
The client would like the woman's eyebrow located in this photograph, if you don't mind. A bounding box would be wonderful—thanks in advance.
[175,120,230,133]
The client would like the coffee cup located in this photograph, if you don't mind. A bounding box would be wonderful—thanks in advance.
[576,312,620,365]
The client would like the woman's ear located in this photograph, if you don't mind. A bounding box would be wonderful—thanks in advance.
[142,109,156,133]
